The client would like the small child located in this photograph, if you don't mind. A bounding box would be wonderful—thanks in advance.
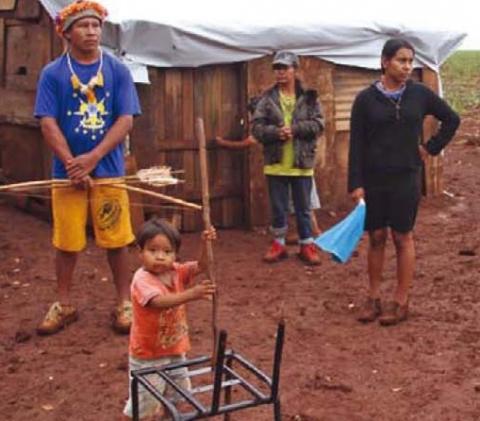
[123,218,216,420]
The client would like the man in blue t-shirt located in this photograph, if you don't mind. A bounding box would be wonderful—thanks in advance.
[34,1,141,336]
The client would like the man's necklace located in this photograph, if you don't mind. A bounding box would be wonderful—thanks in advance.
[66,49,104,102]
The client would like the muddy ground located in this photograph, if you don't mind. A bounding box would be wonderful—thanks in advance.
[1,109,479,420]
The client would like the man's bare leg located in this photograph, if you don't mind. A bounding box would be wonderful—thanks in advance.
[56,249,79,304]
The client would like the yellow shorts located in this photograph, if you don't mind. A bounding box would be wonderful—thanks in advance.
[52,179,135,252]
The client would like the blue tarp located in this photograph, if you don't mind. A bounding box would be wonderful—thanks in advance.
[315,199,366,264]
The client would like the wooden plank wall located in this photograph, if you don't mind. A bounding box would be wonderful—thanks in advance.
[332,67,379,208]
[299,58,336,210]
[4,0,44,90]
[0,0,17,12]
[0,2,49,127]
[0,0,52,207]
[0,2,53,214]
[0,17,4,85]
[333,67,379,132]
[131,64,245,231]
[13,0,40,19]
[0,124,50,181]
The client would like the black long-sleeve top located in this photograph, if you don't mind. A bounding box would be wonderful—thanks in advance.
[348,80,460,192]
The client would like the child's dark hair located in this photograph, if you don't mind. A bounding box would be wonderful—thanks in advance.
[381,38,415,73]
[136,218,181,252]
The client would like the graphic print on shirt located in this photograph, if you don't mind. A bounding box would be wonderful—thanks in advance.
[64,51,110,142]
[67,83,109,141]
[156,306,189,349]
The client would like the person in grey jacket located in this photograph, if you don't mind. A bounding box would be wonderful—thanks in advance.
[252,51,324,265]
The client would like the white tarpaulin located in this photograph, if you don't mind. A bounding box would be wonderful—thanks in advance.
[39,0,467,82]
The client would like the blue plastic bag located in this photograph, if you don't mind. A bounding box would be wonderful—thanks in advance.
[314,199,366,263]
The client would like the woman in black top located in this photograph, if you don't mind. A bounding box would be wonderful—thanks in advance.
[348,38,460,326]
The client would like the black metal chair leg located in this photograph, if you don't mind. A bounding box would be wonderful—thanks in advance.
[131,377,139,421]
[223,356,233,421]
[273,399,281,421]
[211,330,228,413]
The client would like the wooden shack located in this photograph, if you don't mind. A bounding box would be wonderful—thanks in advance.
[0,0,445,231]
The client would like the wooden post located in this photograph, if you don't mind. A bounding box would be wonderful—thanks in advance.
[121,184,201,211]
[195,117,218,351]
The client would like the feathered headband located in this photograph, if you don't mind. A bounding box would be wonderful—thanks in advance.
[55,0,108,35]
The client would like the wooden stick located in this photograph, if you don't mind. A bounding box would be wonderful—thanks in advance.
[0,177,182,192]
[117,184,202,211]
[95,179,183,187]
[0,178,199,214]
[0,184,64,193]
[0,179,69,191]
[196,117,219,356]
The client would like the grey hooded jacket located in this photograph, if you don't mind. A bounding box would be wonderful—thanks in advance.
[251,80,325,169]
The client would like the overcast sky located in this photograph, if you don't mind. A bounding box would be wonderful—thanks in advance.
[101,0,478,50]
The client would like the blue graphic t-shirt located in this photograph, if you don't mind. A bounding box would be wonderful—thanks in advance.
[34,51,141,178]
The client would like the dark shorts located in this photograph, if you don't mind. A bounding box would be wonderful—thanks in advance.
[364,172,421,233]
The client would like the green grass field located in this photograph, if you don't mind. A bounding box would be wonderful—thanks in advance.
[441,50,480,113]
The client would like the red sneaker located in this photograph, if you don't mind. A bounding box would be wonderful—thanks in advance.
[298,243,321,266]
[263,241,288,263]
